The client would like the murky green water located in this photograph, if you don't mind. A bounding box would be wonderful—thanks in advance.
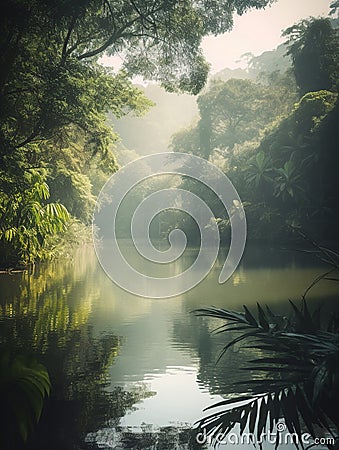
[0,242,338,449]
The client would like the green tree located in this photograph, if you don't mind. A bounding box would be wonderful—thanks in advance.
[246,43,291,77]
[172,77,296,160]
[0,169,70,265]
[170,124,200,155]
[0,0,276,264]
[197,79,267,158]
[283,18,339,96]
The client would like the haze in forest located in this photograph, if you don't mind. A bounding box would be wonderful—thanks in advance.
[109,43,291,164]
[108,0,334,165]
[1,1,339,448]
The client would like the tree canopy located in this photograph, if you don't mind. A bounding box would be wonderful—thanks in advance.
[1,0,275,97]
[171,74,296,160]
[0,0,278,265]
[170,17,339,241]
[283,18,339,95]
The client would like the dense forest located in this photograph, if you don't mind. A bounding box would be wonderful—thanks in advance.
[1,1,339,449]
[170,17,339,242]
[1,1,338,266]
[109,16,339,244]
[2,0,270,266]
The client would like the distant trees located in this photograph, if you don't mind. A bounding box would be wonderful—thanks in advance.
[171,74,297,160]
[108,84,198,159]
[171,17,339,241]
[0,0,276,265]
[197,77,295,159]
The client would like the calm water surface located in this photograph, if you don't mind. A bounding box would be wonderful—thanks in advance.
[0,242,338,449]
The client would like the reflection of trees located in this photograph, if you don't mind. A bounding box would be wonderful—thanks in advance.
[0,247,97,349]
[171,314,266,397]
[0,248,151,450]
[172,292,338,399]
[23,329,150,450]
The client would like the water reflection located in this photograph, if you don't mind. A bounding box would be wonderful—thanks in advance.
[0,248,153,450]
[0,243,338,449]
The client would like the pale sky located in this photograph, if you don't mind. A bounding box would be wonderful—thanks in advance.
[100,0,332,74]
[203,0,332,72]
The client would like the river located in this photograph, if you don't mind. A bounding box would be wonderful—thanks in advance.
[0,242,338,449]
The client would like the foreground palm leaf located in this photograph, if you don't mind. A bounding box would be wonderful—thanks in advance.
[0,350,51,445]
[194,301,339,448]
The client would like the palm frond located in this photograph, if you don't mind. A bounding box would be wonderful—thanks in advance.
[0,350,51,442]
[194,301,339,447]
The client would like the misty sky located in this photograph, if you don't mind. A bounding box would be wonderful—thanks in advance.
[100,0,332,74]
[203,0,331,72]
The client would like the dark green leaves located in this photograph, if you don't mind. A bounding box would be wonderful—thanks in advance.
[194,300,339,447]
[283,18,339,95]
[0,169,70,264]
[0,350,51,442]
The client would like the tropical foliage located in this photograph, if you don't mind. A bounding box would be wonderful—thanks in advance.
[170,17,339,242]
[194,243,339,448]
[171,75,297,160]
[283,18,339,95]
[0,169,70,265]
[0,0,278,266]
[195,302,339,446]
[0,350,51,448]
